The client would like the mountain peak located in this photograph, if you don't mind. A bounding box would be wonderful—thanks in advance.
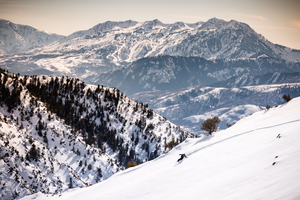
[170,21,186,27]
[0,18,9,23]
[207,17,225,23]
[142,19,165,29]
[200,17,228,29]
[93,20,138,31]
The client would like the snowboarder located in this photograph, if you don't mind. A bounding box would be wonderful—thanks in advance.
[177,154,187,162]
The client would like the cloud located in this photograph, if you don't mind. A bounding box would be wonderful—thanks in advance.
[232,12,266,21]
[293,21,300,28]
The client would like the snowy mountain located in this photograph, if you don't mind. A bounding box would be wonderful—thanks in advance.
[37,18,300,63]
[0,19,64,55]
[20,96,300,200]
[0,18,299,92]
[131,82,300,134]
[0,69,192,200]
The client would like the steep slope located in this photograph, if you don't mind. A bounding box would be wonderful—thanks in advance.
[131,82,300,134]
[21,96,300,200]
[0,71,120,200]
[0,69,192,200]
[0,19,64,55]
[0,107,117,199]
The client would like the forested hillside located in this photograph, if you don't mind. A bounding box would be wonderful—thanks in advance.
[0,69,192,200]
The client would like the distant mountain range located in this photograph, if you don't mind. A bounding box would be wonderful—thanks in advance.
[0,18,300,95]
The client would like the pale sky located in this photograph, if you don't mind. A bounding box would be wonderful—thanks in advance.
[0,0,300,49]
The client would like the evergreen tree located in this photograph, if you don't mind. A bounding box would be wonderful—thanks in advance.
[26,144,40,162]
[69,177,73,188]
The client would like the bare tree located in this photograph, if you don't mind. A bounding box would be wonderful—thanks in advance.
[283,94,292,102]
[200,116,221,135]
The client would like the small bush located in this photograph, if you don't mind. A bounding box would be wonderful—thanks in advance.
[200,116,221,135]
[127,161,137,168]
[266,105,271,110]
[164,140,179,150]
[283,94,292,102]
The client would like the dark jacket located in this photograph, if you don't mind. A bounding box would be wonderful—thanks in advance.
[177,154,187,162]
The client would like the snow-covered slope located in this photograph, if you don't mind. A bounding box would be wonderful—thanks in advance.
[21,96,300,200]
[131,82,300,134]
[0,19,64,55]
[0,69,192,200]
[0,71,120,199]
